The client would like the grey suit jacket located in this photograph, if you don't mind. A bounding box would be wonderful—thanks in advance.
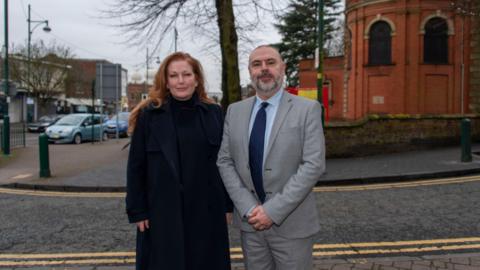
[217,91,325,238]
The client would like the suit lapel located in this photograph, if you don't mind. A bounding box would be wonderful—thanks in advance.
[241,97,256,160]
[265,92,293,161]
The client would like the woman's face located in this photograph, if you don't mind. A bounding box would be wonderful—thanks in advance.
[166,60,198,101]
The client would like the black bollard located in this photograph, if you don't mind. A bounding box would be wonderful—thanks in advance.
[39,133,51,177]
[461,118,472,163]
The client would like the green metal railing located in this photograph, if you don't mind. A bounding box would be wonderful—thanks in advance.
[0,122,26,152]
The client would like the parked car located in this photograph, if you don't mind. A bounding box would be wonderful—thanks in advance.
[45,113,108,144]
[105,112,130,137]
[27,115,64,133]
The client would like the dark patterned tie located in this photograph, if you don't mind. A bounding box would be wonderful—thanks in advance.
[249,102,269,203]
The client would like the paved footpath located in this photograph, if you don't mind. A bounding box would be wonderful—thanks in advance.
[1,141,480,190]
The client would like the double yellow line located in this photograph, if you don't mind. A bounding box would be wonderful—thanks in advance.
[1,237,480,267]
[313,174,480,192]
[0,251,135,267]
[311,237,480,256]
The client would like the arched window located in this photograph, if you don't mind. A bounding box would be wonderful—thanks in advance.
[368,21,392,65]
[424,18,448,64]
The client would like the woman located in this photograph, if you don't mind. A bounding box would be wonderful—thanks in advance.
[126,52,232,270]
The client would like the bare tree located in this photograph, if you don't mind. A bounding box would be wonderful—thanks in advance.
[105,0,285,108]
[10,41,73,112]
[325,16,345,57]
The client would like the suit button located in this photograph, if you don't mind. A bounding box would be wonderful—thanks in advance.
[250,190,255,194]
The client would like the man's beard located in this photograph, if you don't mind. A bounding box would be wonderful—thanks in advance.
[251,71,283,95]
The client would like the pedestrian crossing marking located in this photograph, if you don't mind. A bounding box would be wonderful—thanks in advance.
[10,173,33,180]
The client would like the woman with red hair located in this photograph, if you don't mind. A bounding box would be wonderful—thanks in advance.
[127,52,232,270]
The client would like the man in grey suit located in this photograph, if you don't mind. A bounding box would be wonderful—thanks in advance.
[217,45,325,270]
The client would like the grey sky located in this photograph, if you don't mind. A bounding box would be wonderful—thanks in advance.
[1,0,282,93]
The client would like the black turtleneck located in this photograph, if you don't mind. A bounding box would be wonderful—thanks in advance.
[170,94,208,189]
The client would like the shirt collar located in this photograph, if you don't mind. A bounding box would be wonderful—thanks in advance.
[255,88,283,108]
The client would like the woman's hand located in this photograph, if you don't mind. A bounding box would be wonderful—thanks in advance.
[136,219,150,232]
[226,213,233,225]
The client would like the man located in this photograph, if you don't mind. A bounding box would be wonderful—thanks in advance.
[217,45,325,270]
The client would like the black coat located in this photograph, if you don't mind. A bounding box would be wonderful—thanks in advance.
[126,97,232,270]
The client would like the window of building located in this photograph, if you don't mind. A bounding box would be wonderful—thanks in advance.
[368,21,392,65]
[424,18,448,64]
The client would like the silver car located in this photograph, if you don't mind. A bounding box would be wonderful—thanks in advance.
[45,114,108,144]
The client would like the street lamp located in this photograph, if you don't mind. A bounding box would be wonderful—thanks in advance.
[27,4,51,122]
[144,48,160,94]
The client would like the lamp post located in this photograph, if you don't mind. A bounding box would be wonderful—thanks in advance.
[2,0,10,155]
[144,48,160,94]
[316,0,325,126]
[174,27,178,52]
[27,4,51,122]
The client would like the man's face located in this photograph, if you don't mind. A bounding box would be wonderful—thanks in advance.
[248,47,286,99]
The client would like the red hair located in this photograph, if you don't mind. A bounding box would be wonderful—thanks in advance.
[128,52,213,133]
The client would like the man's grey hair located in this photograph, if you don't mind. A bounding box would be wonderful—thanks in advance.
[249,45,283,63]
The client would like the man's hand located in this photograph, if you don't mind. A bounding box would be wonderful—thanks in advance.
[248,205,273,231]
[136,219,149,232]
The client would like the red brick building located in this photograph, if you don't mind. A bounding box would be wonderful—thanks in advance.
[299,0,478,121]
[66,59,97,99]
[127,83,151,111]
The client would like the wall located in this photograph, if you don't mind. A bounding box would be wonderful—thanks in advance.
[324,115,480,157]
[298,57,345,120]
[127,83,150,111]
[66,60,97,99]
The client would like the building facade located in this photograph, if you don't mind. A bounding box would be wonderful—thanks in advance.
[59,59,127,115]
[127,83,149,112]
[299,0,479,121]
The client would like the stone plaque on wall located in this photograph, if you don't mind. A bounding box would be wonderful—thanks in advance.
[372,96,385,104]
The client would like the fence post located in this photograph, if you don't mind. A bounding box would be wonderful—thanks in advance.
[23,123,26,147]
[39,133,51,177]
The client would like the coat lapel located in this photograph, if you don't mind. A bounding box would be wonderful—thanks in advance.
[149,102,181,182]
[265,92,293,161]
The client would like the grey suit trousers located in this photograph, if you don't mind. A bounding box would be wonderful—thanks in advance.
[241,230,315,270]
